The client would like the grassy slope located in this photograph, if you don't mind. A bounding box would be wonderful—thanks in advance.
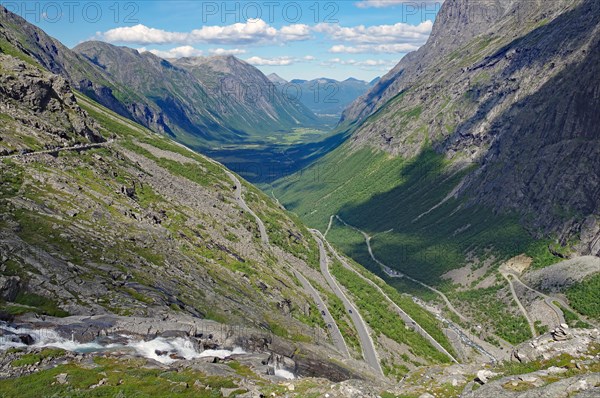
[275,145,559,284]
[566,274,600,320]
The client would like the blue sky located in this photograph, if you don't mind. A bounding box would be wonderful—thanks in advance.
[13,1,443,81]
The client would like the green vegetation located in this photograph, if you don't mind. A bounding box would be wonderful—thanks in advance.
[368,276,455,357]
[566,274,600,320]
[265,320,311,343]
[526,239,569,269]
[554,302,592,329]
[0,38,41,67]
[451,286,532,345]
[0,161,23,199]
[293,301,327,331]
[244,184,320,269]
[534,320,549,335]
[12,291,68,317]
[330,260,451,363]
[310,278,361,355]
[11,349,66,367]
[120,140,223,188]
[0,357,242,397]
[495,353,580,378]
[226,361,257,378]
[381,358,410,380]
[276,146,561,287]
[325,240,456,356]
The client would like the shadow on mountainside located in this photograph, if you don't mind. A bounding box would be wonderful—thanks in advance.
[334,0,600,283]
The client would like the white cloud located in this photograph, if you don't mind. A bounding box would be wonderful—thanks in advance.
[98,19,309,45]
[329,43,419,54]
[137,45,203,59]
[209,48,247,55]
[245,56,295,66]
[355,0,444,9]
[280,24,312,41]
[314,20,433,45]
[303,55,316,61]
[103,25,186,44]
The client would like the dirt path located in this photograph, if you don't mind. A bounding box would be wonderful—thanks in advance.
[224,171,269,245]
[1,140,114,159]
[324,215,334,237]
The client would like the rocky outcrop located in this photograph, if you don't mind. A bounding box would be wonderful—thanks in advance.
[523,256,600,293]
[512,327,599,363]
[0,53,103,152]
[0,275,20,301]
[463,373,600,398]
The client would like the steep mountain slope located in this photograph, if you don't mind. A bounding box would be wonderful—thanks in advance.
[0,54,103,154]
[172,55,319,136]
[74,43,321,143]
[0,54,322,338]
[344,0,600,250]
[0,5,132,119]
[341,0,532,125]
[275,0,600,345]
[267,73,288,85]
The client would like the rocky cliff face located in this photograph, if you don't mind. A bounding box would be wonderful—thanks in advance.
[0,53,103,155]
[339,0,600,255]
[341,0,515,124]
[0,6,132,121]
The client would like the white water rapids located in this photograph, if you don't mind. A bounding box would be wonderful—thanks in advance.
[0,322,245,364]
[1,322,296,378]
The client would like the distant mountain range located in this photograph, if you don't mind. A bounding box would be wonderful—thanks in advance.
[268,74,378,118]
[0,8,321,147]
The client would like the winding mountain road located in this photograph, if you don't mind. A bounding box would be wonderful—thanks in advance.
[501,269,598,328]
[335,215,469,323]
[311,231,383,376]
[224,171,269,245]
[333,215,511,360]
[313,229,458,363]
[292,270,350,358]
[501,272,538,338]
[1,140,114,159]
[167,133,360,359]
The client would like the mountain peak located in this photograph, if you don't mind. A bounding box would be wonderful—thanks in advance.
[267,73,288,84]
